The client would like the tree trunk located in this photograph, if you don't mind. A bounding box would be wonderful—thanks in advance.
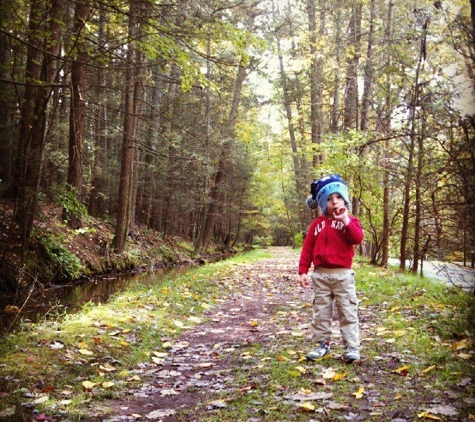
[360,0,376,132]
[343,2,362,130]
[331,6,342,132]
[400,13,429,270]
[381,0,394,268]
[89,8,107,217]
[67,0,91,229]
[114,0,141,253]
[307,0,325,166]
[0,2,14,186]
[12,0,60,260]
[199,63,248,251]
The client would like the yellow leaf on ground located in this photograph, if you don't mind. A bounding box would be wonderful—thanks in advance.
[417,411,442,420]
[295,366,307,374]
[102,381,115,388]
[393,365,411,374]
[77,341,88,349]
[82,381,97,389]
[78,349,93,356]
[323,368,336,379]
[421,365,436,374]
[249,320,259,326]
[352,387,364,399]
[100,363,116,372]
[452,339,470,350]
[394,329,408,338]
[277,355,288,361]
[299,402,316,412]
[288,370,302,377]
[333,372,347,381]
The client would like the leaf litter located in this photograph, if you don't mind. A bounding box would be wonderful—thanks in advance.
[39,247,474,421]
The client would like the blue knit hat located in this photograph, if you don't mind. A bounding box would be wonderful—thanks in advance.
[308,174,350,215]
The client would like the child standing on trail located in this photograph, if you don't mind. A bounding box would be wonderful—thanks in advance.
[298,174,364,363]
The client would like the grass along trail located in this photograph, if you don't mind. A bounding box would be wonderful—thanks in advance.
[0,247,473,421]
[91,247,474,422]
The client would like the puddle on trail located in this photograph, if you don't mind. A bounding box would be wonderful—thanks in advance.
[0,266,186,333]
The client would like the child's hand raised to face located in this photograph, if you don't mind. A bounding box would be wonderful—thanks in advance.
[332,206,350,226]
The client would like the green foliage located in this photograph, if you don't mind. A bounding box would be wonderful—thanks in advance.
[37,232,85,280]
[52,184,89,223]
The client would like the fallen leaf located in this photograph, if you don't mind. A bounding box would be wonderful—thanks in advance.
[425,405,459,416]
[286,392,333,401]
[352,387,364,399]
[207,399,227,409]
[78,349,93,356]
[417,411,442,420]
[102,381,115,388]
[392,365,411,376]
[323,368,336,379]
[326,401,349,410]
[421,365,436,374]
[333,372,347,381]
[99,363,116,372]
[145,409,176,419]
[452,339,470,350]
[456,353,472,360]
[82,381,97,390]
[299,402,316,412]
[34,396,49,404]
[160,389,179,396]
[394,329,408,338]
[288,370,302,377]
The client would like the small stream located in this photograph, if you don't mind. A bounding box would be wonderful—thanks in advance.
[0,267,182,334]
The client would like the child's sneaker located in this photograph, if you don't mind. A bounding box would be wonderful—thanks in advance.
[344,346,360,363]
[306,342,331,361]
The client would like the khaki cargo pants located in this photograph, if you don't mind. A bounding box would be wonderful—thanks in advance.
[310,267,360,348]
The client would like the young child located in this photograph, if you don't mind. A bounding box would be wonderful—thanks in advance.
[298,174,364,363]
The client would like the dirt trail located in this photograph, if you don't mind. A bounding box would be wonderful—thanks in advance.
[89,247,473,422]
[92,247,307,421]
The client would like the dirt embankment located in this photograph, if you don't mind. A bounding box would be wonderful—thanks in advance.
[0,201,231,292]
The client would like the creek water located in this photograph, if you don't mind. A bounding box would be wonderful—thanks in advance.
[0,266,182,334]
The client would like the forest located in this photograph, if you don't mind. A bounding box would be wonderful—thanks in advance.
[0,0,474,290]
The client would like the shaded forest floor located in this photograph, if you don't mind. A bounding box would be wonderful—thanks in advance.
[0,247,474,422]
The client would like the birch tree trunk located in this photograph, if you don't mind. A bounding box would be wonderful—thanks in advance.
[381,0,394,268]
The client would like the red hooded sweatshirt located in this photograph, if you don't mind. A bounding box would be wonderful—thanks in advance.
[298,215,364,273]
